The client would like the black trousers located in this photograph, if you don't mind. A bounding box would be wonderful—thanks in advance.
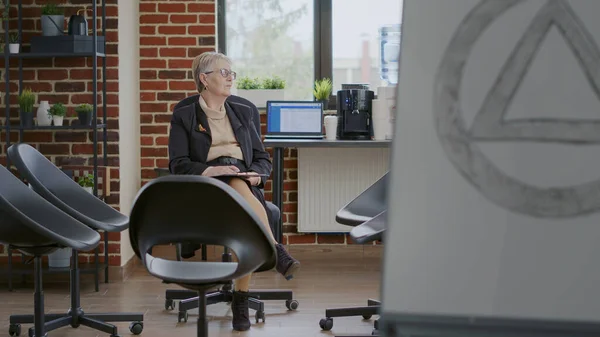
[180,156,273,258]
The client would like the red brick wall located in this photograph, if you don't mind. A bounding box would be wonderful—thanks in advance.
[138,0,358,245]
[0,0,121,266]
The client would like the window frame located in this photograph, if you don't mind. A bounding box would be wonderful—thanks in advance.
[217,0,337,109]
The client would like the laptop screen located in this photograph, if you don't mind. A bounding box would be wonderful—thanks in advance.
[267,101,323,135]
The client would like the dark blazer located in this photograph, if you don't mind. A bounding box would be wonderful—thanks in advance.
[168,95,272,188]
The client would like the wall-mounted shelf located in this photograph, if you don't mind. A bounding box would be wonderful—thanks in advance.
[6,51,106,58]
[2,0,110,291]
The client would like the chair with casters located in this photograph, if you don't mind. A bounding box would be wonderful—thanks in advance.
[7,143,145,336]
[160,94,298,323]
[0,164,101,337]
[319,173,388,336]
[128,174,278,337]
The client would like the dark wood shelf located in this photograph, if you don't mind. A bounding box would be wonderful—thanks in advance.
[2,124,106,130]
[6,51,106,58]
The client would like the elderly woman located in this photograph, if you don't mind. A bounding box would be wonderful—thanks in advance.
[168,51,300,331]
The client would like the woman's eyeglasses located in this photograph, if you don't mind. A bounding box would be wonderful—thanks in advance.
[204,68,237,80]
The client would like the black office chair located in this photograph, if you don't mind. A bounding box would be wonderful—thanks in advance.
[128,175,278,337]
[319,173,388,335]
[0,164,101,337]
[161,94,297,323]
[7,143,145,336]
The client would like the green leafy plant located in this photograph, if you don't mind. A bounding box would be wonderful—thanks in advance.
[48,102,66,116]
[41,3,63,15]
[77,173,94,188]
[236,76,261,89]
[237,75,285,89]
[313,78,332,101]
[75,103,92,114]
[18,87,35,113]
[262,76,286,89]
[8,32,18,43]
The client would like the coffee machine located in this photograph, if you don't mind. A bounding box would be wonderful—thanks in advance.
[336,85,375,140]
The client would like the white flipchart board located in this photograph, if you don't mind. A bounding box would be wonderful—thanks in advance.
[382,0,600,334]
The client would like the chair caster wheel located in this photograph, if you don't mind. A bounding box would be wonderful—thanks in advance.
[165,299,174,310]
[129,321,143,335]
[319,318,333,331]
[286,299,299,310]
[178,311,188,323]
[9,324,21,336]
[110,335,121,337]
[363,314,372,320]
[255,310,265,323]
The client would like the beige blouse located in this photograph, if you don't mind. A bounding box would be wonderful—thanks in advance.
[198,95,244,162]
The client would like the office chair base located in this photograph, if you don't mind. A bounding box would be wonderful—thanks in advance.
[8,250,143,337]
[320,299,380,331]
[166,287,298,324]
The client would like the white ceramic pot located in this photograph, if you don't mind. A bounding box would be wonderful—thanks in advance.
[37,100,52,126]
[48,248,72,268]
[83,186,93,194]
[236,89,285,108]
[52,115,64,126]
[8,43,19,54]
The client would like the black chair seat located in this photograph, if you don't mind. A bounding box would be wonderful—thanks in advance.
[8,143,128,233]
[335,173,388,227]
[350,211,386,244]
[7,143,145,337]
[0,164,101,337]
[321,172,389,336]
[146,257,239,286]
[129,175,277,337]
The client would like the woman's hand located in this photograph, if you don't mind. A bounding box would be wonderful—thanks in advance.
[201,165,239,177]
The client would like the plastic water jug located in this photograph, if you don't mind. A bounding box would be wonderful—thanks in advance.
[379,24,401,85]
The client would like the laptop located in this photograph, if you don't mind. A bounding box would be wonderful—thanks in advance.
[265,101,324,139]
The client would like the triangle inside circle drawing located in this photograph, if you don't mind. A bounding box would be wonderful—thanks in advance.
[469,0,600,144]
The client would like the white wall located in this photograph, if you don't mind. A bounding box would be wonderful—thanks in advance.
[118,0,140,267]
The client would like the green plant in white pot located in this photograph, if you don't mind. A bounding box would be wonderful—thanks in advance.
[8,32,19,54]
[78,173,94,194]
[48,102,66,126]
[236,75,285,108]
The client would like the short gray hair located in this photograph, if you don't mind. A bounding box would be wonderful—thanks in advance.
[192,51,232,92]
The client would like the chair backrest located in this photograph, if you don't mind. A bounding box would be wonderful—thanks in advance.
[7,143,125,226]
[129,175,277,277]
[175,94,262,136]
[0,164,100,252]
[337,172,389,225]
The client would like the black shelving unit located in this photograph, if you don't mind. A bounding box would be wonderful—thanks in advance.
[1,0,109,292]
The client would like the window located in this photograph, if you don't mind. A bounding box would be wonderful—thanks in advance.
[219,0,403,102]
[223,0,315,100]
[330,0,403,93]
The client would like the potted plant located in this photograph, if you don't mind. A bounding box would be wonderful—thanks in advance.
[75,103,93,125]
[8,32,19,54]
[235,75,286,108]
[48,102,66,126]
[41,3,64,36]
[313,77,332,110]
[18,87,35,128]
[77,173,94,194]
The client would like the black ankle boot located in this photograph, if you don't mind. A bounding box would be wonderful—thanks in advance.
[275,243,300,280]
[231,291,251,331]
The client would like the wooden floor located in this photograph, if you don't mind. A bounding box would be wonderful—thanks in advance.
[0,245,382,337]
